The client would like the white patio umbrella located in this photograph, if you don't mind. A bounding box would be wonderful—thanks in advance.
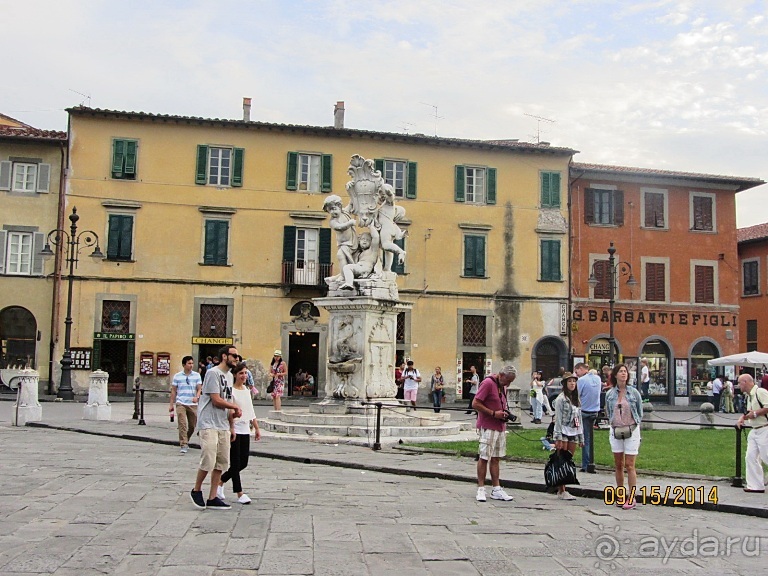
[707,351,768,368]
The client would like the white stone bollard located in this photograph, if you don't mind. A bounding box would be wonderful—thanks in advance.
[83,369,111,420]
[11,369,43,426]
[700,402,715,430]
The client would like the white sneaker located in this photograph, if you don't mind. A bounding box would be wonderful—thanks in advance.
[476,487,487,502]
[490,487,514,501]
[237,494,251,504]
[180,446,188,454]
[558,491,576,500]
[216,485,226,501]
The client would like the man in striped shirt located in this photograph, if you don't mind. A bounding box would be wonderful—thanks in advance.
[170,355,202,454]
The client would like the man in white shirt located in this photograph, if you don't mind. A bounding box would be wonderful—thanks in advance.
[712,375,723,413]
[640,358,651,400]
[737,374,768,493]
[402,360,422,411]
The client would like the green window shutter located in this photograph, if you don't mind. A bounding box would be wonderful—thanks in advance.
[120,216,133,260]
[541,240,551,280]
[541,240,561,281]
[126,340,136,377]
[108,215,133,260]
[286,152,298,190]
[204,220,228,264]
[550,172,561,207]
[107,215,120,259]
[476,236,486,277]
[124,141,137,176]
[392,237,405,274]
[463,236,475,276]
[584,188,595,223]
[319,228,332,266]
[321,154,333,192]
[486,167,496,205]
[406,161,417,199]
[112,140,125,177]
[283,226,296,262]
[196,145,208,185]
[374,159,384,175]
[614,190,625,225]
[232,147,244,187]
[216,221,229,265]
[455,165,465,202]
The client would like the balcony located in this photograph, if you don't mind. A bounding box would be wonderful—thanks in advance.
[282,260,332,289]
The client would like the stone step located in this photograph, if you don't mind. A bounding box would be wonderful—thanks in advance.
[259,419,462,438]
[272,409,451,427]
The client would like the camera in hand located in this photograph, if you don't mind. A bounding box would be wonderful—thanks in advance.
[501,409,517,423]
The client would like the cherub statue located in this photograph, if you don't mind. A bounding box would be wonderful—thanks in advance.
[323,195,358,270]
[375,184,407,272]
[339,226,379,290]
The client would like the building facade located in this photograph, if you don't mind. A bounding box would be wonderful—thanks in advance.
[0,114,66,390]
[738,223,768,356]
[60,104,573,399]
[569,163,763,404]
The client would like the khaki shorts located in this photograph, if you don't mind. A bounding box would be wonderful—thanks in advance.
[198,429,230,472]
[478,428,506,460]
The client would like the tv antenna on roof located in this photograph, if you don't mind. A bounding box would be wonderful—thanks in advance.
[69,89,92,108]
[524,113,555,144]
[420,102,444,137]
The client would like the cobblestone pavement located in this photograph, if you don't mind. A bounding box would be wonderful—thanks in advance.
[0,422,766,575]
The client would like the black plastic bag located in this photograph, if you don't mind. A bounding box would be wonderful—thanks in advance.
[544,449,580,488]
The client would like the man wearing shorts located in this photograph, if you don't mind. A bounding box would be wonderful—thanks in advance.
[473,365,517,502]
[190,345,242,510]
[402,360,422,411]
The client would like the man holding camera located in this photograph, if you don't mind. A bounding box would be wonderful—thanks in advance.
[473,365,517,502]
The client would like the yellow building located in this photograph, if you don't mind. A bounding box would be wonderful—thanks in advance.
[63,103,574,399]
[0,114,66,391]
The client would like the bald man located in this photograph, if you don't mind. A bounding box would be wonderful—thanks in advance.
[736,374,768,493]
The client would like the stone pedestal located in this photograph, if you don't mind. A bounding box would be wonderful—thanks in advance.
[11,369,42,426]
[641,402,654,431]
[314,295,412,405]
[83,370,111,420]
[699,402,715,430]
[505,384,523,428]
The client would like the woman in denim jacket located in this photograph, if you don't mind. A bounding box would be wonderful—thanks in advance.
[553,372,584,501]
[605,363,644,510]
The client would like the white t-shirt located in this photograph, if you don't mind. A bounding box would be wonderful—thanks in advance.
[641,365,650,383]
[403,368,421,391]
[232,386,257,435]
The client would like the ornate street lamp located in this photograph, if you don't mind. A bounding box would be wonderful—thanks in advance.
[588,242,637,367]
[40,207,104,400]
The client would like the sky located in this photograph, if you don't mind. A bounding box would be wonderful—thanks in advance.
[2,0,767,226]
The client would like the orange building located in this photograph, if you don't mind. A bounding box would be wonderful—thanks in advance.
[738,223,768,357]
[570,163,763,405]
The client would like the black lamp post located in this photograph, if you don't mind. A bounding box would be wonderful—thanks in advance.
[40,207,104,400]
[588,242,637,367]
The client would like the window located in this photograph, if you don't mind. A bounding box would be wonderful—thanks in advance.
[743,259,759,296]
[203,220,229,265]
[584,188,624,225]
[591,260,611,299]
[694,265,715,304]
[462,315,486,346]
[463,235,486,277]
[540,172,561,208]
[286,152,332,192]
[540,239,561,281]
[454,165,496,205]
[747,319,758,352]
[282,226,331,285]
[0,230,44,275]
[0,160,50,193]
[111,139,137,180]
[642,188,667,228]
[645,262,666,302]
[690,192,715,231]
[106,214,133,261]
[374,159,417,198]
[195,145,244,187]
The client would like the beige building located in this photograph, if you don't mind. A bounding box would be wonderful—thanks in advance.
[61,102,574,400]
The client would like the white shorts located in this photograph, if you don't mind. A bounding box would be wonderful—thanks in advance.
[478,428,507,460]
[403,389,418,402]
[609,426,641,455]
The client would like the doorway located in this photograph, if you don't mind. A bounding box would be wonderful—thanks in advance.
[288,331,319,396]
[198,344,221,370]
[99,340,128,393]
[461,352,485,399]
[0,306,37,371]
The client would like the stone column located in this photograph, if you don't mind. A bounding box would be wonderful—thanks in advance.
[83,369,111,420]
[11,369,43,426]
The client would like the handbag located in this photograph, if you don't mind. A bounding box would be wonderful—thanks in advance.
[612,424,636,440]
[266,379,275,394]
[544,449,579,488]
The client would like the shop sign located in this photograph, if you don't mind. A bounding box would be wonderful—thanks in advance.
[191,337,233,345]
[94,332,135,340]
[573,309,736,327]
[590,341,611,353]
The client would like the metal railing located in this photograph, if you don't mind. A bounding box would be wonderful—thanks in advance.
[281,260,332,287]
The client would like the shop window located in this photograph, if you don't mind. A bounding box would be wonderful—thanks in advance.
[690,340,719,396]
[640,339,670,397]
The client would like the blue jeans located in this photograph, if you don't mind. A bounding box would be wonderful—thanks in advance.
[581,410,598,471]
[532,397,543,420]
[432,391,443,413]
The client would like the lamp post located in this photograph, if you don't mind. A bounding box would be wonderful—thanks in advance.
[40,207,104,400]
[588,242,637,367]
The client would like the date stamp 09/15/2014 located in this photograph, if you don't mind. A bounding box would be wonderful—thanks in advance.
[603,485,719,506]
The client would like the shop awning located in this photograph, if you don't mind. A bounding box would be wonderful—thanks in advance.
[707,352,768,368]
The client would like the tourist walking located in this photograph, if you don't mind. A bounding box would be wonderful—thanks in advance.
[395,362,405,400]
[723,378,735,413]
[402,360,422,411]
[575,362,601,473]
[190,345,242,511]
[218,362,260,504]
[712,374,723,412]
[430,367,445,413]
[736,374,768,493]
[530,371,545,424]
[473,365,517,502]
[465,365,480,414]
[269,350,287,411]
[553,372,583,500]
[640,358,650,399]
[170,355,202,454]
[605,363,643,510]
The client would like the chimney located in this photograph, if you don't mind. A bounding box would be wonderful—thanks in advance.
[242,97,251,122]
[334,101,345,129]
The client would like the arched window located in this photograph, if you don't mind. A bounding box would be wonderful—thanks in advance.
[0,306,37,369]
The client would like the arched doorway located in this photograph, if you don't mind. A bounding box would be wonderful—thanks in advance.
[532,337,567,380]
[0,306,37,371]
[641,338,671,402]
[690,340,720,400]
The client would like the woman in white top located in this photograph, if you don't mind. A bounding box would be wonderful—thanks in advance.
[218,362,260,504]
